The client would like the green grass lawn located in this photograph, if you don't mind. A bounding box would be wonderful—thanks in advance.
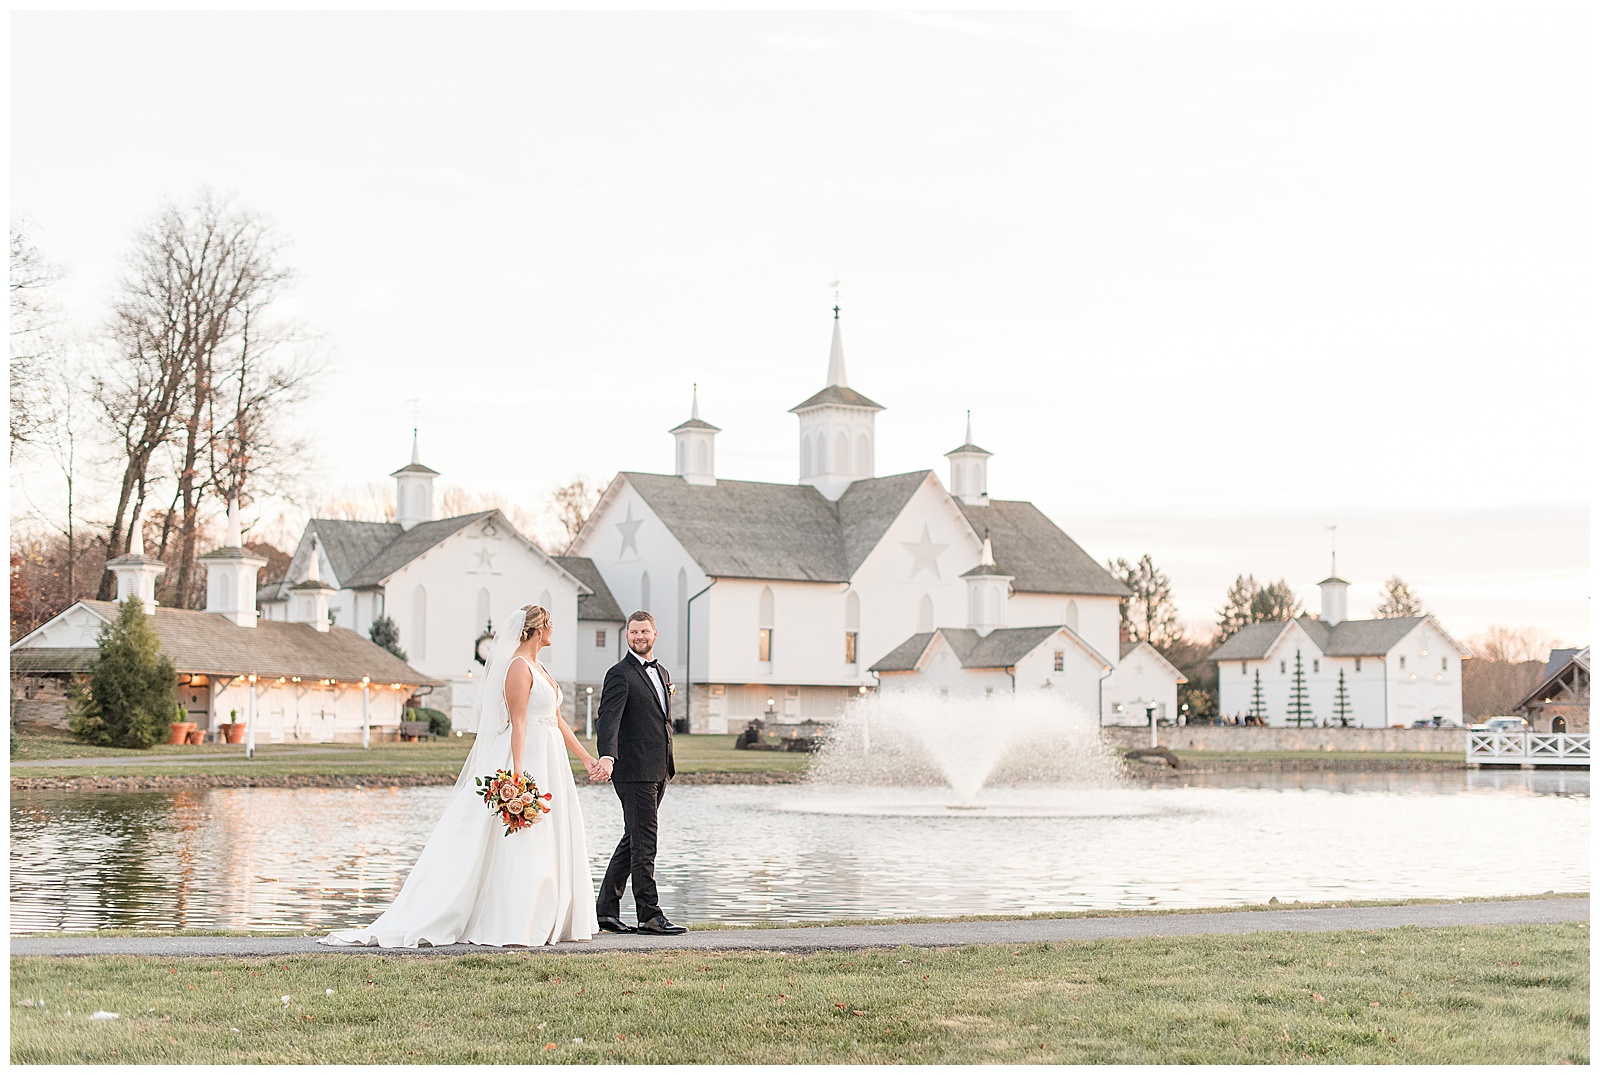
[10,732,811,780]
[10,924,1588,1064]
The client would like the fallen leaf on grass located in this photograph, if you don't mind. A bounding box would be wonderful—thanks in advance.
[1311,994,1325,1003]
[615,1034,626,1042]
[543,1043,558,1052]
[853,1010,866,1017]
[1370,1002,1381,1008]
[835,1003,847,1009]
[621,990,635,996]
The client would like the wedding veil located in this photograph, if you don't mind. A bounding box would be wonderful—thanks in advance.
[453,606,529,791]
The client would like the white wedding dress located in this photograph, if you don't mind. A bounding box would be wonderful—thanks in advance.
[321,632,597,948]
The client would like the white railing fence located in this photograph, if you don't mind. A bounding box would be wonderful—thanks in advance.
[1467,732,1590,765]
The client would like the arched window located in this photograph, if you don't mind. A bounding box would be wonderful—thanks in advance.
[844,591,860,665]
[676,568,688,665]
[696,440,709,473]
[987,587,1002,625]
[219,573,232,609]
[834,431,849,474]
[856,432,870,474]
[968,586,980,625]
[1065,599,1079,632]
[676,439,686,474]
[538,589,552,614]
[918,593,934,633]
[800,434,812,477]
[477,588,491,630]
[639,571,651,614]
[758,585,775,661]
[412,585,427,660]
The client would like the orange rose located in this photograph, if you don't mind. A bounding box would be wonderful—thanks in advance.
[506,799,524,815]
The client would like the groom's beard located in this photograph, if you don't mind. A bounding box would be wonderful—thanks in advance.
[629,639,654,660]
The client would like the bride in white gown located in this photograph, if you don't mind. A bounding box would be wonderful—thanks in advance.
[321,604,601,948]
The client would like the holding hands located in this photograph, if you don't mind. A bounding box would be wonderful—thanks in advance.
[585,756,613,783]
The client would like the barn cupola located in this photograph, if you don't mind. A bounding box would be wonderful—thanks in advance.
[944,410,992,506]
[288,535,337,632]
[790,307,884,501]
[960,531,1013,637]
[199,498,268,628]
[670,384,720,486]
[104,512,167,613]
[1318,547,1351,627]
[392,429,439,531]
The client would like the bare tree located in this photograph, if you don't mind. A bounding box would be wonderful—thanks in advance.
[437,485,540,539]
[311,482,396,523]
[547,476,604,552]
[9,221,64,451]
[1374,575,1424,618]
[95,191,301,605]
[1468,625,1562,665]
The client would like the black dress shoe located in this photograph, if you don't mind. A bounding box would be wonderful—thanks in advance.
[636,915,687,935]
[597,916,636,934]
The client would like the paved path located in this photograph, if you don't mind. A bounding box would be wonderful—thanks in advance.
[11,899,1585,959]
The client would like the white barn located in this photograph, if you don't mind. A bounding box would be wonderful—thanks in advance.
[259,435,623,731]
[1208,576,1470,727]
[568,312,1152,731]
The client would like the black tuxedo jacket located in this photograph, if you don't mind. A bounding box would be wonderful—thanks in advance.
[596,654,675,782]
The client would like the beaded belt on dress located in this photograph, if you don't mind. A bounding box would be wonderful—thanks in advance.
[537,715,560,728]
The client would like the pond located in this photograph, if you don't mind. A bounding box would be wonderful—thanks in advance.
[9,770,1588,934]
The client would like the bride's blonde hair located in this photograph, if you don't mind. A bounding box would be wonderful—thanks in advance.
[519,604,551,642]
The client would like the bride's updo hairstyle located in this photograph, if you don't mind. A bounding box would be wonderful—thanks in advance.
[519,605,551,642]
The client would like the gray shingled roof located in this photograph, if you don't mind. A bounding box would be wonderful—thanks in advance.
[553,556,624,622]
[945,441,992,457]
[1209,615,1430,661]
[622,472,847,582]
[308,519,403,585]
[789,385,884,412]
[1542,647,1588,684]
[869,632,936,672]
[871,625,1103,673]
[955,501,1130,597]
[1207,622,1291,662]
[340,512,496,588]
[836,471,931,577]
[669,417,720,433]
[10,647,99,673]
[14,601,437,683]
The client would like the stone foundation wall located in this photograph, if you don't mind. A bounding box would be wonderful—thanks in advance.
[1101,724,1469,753]
[10,674,73,730]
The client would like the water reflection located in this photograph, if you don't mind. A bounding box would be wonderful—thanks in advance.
[9,771,1588,934]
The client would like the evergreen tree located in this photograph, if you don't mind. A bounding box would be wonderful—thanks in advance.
[1249,669,1267,723]
[369,614,407,661]
[1217,575,1304,641]
[1287,649,1312,727]
[1375,576,1424,618]
[68,597,176,749]
[1106,553,1180,646]
[1334,668,1352,725]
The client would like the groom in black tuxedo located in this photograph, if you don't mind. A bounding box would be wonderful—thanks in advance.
[593,610,686,935]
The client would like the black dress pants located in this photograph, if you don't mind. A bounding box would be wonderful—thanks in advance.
[598,780,666,921]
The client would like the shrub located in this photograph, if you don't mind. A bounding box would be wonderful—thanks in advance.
[406,706,451,737]
[68,598,176,749]
[369,614,407,661]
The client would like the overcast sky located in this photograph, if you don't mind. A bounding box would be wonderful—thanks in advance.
[10,5,1591,644]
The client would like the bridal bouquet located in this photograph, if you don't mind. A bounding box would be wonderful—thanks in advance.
[476,769,553,836]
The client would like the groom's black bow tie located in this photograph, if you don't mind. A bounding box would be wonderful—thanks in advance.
[639,658,659,670]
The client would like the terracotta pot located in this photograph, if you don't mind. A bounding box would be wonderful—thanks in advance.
[186,728,205,745]
[223,723,247,745]
[168,722,197,745]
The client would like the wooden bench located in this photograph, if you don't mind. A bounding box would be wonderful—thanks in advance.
[398,720,434,742]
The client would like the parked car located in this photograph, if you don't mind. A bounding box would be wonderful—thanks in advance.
[1469,717,1530,732]
[1411,718,1466,729]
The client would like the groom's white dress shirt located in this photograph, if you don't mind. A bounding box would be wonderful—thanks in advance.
[600,650,665,766]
